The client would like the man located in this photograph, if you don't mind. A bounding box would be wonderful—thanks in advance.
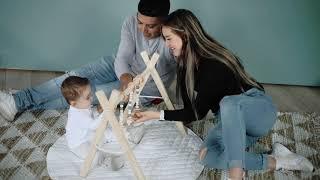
[0,0,175,121]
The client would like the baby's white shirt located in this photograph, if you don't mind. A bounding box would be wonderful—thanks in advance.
[65,106,116,149]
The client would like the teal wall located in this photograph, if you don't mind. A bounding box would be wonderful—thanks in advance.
[0,0,319,86]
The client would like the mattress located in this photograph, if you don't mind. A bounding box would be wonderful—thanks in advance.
[47,120,204,180]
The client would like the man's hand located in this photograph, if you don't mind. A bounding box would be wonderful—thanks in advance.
[133,111,160,123]
[120,73,133,91]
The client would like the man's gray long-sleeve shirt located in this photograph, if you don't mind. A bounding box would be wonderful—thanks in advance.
[114,15,176,97]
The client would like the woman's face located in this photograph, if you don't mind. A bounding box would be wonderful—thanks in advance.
[162,26,183,57]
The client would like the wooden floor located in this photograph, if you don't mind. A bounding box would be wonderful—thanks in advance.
[1,69,319,113]
[263,83,320,113]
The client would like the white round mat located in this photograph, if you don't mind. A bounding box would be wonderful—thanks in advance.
[47,120,204,180]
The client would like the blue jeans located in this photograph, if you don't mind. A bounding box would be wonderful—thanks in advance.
[201,88,277,170]
[13,56,120,112]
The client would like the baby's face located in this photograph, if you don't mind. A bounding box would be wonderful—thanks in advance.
[73,85,92,109]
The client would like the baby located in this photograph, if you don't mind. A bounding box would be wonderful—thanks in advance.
[61,76,123,170]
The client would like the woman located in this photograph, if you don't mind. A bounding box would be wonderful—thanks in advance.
[133,9,314,179]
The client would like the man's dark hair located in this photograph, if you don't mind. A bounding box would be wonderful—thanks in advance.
[138,0,170,17]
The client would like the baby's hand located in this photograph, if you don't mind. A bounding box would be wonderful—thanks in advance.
[97,104,103,113]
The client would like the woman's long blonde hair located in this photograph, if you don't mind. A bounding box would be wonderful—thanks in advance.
[162,9,263,118]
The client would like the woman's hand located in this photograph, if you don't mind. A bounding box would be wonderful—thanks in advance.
[133,111,160,123]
